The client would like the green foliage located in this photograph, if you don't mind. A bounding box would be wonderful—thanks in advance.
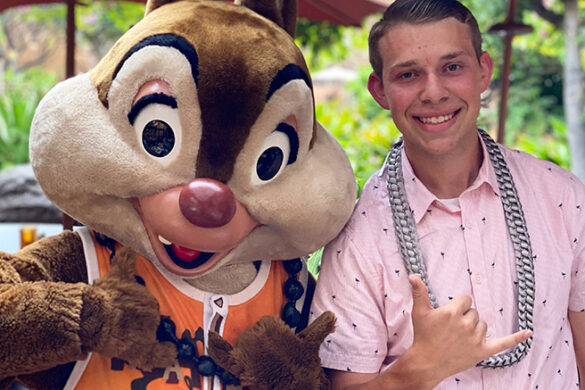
[21,1,144,58]
[0,67,57,170]
[316,66,400,193]
[306,247,323,276]
[295,18,370,72]
[296,20,348,71]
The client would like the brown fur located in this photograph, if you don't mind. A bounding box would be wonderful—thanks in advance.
[208,312,336,390]
[0,235,175,387]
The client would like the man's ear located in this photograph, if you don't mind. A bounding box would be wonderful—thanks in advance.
[367,72,390,110]
[479,51,494,93]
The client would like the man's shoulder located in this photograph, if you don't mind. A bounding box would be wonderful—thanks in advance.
[500,144,583,191]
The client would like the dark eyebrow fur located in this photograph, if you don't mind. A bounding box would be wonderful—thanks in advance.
[114,33,199,86]
[127,93,177,125]
[266,64,312,101]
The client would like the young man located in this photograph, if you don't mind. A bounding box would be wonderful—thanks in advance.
[310,0,585,389]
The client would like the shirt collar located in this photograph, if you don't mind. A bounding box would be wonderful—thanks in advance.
[401,132,500,224]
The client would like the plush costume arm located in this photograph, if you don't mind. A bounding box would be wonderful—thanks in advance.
[0,232,175,380]
[0,231,91,378]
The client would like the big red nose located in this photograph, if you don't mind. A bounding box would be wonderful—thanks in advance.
[179,178,237,228]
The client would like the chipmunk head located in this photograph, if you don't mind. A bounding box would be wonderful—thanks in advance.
[30,0,356,280]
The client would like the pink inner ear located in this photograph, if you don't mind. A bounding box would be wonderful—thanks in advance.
[133,79,174,104]
[282,114,298,133]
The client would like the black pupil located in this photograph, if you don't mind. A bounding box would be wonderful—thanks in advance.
[256,147,284,181]
[142,120,175,157]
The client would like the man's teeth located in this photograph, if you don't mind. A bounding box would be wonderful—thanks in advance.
[419,113,454,124]
[158,235,172,245]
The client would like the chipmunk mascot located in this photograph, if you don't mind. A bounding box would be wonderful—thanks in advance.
[0,0,356,389]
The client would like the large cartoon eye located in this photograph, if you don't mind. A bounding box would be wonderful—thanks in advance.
[129,94,182,162]
[142,119,175,157]
[253,123,299,184]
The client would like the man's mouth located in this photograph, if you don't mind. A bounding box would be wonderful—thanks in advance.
[158,235,215,269]
[416,110,458,124]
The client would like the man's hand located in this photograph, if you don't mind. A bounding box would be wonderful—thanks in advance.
[407,274,531,385]
[80,247,176,370]
[329,276,531,390]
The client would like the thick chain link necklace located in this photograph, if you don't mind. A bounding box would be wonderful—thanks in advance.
[385,129,534,368]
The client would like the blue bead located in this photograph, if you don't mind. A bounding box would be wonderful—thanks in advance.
[197,355,217,376]
[282,301,301,327]
[284,277,304,301]
[283,258,302,274]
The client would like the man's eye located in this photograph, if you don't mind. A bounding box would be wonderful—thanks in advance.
[447,64,461,72]
[400,72,414,79]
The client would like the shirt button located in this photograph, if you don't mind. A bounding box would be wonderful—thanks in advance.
[486,385,496,390]
[465,223,473,230]
[474,274,483,284]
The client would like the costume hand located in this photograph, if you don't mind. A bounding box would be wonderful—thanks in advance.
[408,274,530,383]
[208,312,336,390]
[81,247,176,370]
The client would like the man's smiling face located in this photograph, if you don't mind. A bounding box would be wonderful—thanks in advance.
[368,17,493,163]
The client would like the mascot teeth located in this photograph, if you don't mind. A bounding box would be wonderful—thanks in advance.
[158,235,172,245]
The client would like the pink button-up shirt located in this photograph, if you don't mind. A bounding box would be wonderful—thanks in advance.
[311,138,585,389]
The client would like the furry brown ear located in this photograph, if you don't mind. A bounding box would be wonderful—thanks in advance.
[144,0,179,16]
[237,0,298,37]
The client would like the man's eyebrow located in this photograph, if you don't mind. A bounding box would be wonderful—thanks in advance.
[127,93,177,125]
[440,51,467,61]
[390,60,417,70]
[390,51,469,71]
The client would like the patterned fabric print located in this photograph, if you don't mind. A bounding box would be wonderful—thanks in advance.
[72,230,297,390]
[311,137,585,389]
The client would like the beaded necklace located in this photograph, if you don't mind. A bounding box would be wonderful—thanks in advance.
[384,129,535,367]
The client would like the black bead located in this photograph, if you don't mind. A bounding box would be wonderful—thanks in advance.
[282,301,301,328]
[197,355,217,376]
[283,277,304,301]
[176,339,196,361]
[219,370,240,386]
[134,275,145,286]
[156,317,178,343]
[283,258,302,275]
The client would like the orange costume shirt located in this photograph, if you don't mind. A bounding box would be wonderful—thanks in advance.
[63,228,311,390]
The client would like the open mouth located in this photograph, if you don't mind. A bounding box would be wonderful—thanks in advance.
[159,235,215,269]
[416,109,460,124]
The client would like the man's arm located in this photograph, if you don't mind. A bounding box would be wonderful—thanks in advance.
[569,309,585,384]
[327,275,531,390]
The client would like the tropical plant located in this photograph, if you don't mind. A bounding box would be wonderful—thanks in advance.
[0,67,57,170]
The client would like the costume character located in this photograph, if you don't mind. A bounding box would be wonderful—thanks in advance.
[0,0,356,389]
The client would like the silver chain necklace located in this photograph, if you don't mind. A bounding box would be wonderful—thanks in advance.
[385,129,534,368]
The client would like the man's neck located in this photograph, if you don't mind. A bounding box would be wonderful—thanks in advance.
[405,136,483,199]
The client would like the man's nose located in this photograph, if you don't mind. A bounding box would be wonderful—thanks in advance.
[420,74,449,104]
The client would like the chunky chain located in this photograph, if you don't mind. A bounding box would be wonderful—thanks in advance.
[385,129,534,368]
